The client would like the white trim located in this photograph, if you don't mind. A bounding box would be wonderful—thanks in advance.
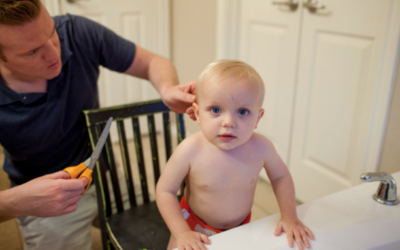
[157,0,170,59]
[216,0,241,60]
[363,0,400,173]
[41,0,61,16]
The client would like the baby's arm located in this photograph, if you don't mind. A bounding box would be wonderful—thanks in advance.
[262,138,314,250]
[156,138,210,250]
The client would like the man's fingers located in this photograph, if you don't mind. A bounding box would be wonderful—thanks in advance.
[42,171,71,180]
[80,177,89,187]
[181,92,195,103]
[186,106,194,114]
[61,202,79,215]
[60,178,87,191]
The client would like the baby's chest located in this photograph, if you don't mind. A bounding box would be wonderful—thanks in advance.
[189,155,264,190]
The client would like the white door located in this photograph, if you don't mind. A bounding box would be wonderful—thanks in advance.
[239,0,301,180]
[59,0,169,107]
[58,0,170,139]
[290,0,400,202]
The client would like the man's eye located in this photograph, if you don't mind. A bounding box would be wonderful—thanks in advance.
[238,109,248,116]
[28,49,38,56]
[211,107,221,114]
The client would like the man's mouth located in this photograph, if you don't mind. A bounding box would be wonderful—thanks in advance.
[48,60,60,69]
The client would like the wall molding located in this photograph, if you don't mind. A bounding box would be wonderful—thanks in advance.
[216,0,241,60]
[364,0,400,173]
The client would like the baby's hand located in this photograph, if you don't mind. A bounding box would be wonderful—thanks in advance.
[274,218,314,250]
[176,230,210,250]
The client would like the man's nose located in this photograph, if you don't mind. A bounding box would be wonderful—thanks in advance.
[42,41,59,61]
[221,113,235,128]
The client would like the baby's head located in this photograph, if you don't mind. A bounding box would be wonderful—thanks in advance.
[193,60,265,150]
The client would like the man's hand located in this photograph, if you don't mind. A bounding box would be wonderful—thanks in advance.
[176,230,210,250]
[0,171,88,222]
[161,80,197,121]
[274,217,314,250]
[124,46,197,121]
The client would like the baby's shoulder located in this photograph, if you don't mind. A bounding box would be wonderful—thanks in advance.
[174,131,205,154]
[248,132,277,153]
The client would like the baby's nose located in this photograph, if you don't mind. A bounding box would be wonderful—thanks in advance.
[221,114,235,127]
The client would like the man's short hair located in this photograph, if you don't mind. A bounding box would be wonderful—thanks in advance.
[0,0,42,61]
[197,59,265,103]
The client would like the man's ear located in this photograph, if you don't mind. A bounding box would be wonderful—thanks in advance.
[193,102,201,124]
[255,109,264,129]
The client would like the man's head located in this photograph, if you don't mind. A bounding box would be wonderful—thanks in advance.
[0,0,61,82]
[193,60,265,150]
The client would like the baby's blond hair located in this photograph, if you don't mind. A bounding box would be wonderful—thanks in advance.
[196,60,265,104]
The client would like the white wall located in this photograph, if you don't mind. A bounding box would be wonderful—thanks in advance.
[171,0,217,135]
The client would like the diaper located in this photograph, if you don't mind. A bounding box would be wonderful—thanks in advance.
[179,195,251,236]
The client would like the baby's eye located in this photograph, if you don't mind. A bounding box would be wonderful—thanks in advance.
[211,107,221,114]
[238,109,248,116]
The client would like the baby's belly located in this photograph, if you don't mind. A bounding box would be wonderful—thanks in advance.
[187,191,255,229]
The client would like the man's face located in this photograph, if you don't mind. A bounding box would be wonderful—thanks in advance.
[0,5,61,82]
[193,76,264,151]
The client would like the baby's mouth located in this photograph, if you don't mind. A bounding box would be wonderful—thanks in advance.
[218,134,236,141]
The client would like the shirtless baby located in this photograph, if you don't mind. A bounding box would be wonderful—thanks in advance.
[156,60,314,250]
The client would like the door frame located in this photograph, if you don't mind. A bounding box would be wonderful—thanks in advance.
[217,0,400,176]
[216,0,241,60]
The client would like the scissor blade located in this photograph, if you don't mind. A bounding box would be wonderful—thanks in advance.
[87,117,113,170]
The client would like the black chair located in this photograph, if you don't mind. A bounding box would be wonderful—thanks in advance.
[83,99,185,250]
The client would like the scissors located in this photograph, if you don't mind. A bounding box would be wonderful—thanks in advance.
[64,117,113,194]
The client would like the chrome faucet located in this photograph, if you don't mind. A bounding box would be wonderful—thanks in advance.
[360,172,399,205]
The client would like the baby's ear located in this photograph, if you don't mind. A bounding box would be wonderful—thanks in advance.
[255,109,264,129]
[193,102,201,124]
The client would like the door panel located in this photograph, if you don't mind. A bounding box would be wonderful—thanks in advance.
[59,0,169,139]
[60,0,167,107]
[240,0,302,172]
[291,0,396,202]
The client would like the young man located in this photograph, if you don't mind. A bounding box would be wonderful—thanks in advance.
[156,60,314,250]
[0,0,195,249]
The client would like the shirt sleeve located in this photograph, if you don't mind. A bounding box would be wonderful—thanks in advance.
[67,14,136,73]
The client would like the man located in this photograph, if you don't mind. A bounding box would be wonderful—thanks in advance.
[0,0,196,249]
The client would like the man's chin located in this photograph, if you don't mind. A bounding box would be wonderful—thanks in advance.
[46,67,62,80]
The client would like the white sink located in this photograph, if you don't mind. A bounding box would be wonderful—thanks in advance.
[204,171,400,250]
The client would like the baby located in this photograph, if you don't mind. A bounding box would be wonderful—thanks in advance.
[156,60,314,250]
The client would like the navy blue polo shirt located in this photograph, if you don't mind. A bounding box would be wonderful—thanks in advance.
[0,14,135,185]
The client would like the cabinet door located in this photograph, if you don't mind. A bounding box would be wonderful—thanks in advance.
[291,0,400,202]
[239,0,302,175]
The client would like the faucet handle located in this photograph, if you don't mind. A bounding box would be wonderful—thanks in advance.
[360,172,399,205]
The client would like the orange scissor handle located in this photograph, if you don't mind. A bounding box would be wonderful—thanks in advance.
[64,162,93,195]
[79,168,93,194]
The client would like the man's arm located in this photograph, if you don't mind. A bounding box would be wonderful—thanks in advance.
[0,171,87,223]
[124,45,196,119]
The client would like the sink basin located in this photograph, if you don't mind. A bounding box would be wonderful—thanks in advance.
[203,171,400,250]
